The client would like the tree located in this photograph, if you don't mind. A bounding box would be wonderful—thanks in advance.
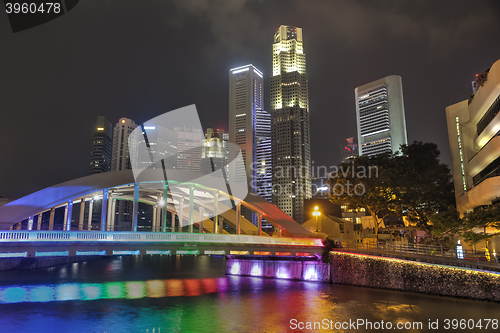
[327,153,400,239]
[328,141,454,239]
[431,205,500,252]
[396,142,455,233]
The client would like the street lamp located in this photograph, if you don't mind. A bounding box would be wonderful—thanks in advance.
[313,206,321,233]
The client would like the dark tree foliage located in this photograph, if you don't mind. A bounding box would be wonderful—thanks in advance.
[328,141,454,238]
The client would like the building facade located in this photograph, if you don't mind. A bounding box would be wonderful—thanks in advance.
[111,118,138,171]
[201,128,227,175]
[270,25,312,224]
[89,116,112,174]
[355,75,408,157]
[341,137,359,163]
[446,59,500,214]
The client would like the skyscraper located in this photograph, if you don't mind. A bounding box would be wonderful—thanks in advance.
[111,117,137,231]
[341,137,359,163]
[355,75,408,157]
[111,118,138,171]
[175,126,202,172]
[270,25,311,224]
[201,128,227,175]
[89,116,112,174]
[229,64,271,225]
[229,64,264,182]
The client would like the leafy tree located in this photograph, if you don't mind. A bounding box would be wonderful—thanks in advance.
[396,142,455,233]
[328,141,454,239]
[327,153,400,238]
[431,205,500,252]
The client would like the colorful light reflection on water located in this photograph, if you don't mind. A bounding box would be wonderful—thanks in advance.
[0,277,222,304]
[0,256,499,333]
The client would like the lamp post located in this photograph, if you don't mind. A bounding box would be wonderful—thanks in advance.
[313,206,321,233]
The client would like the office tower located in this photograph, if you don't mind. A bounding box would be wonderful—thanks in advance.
[110,118,137,231]
[355,75,408,157]
[89,116,112,174]
[175,126,202,172]
[201,128,227,175]
[341,137,359,163]
[131,124,178,171]
[446,60,500,214]
[111,118,138,171]
[229,64,264,182]
[270,25,311,224]
[255,109,272,202]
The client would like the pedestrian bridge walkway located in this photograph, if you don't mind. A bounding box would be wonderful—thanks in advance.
[0,230,324,258]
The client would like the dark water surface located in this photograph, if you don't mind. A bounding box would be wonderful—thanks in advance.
[0,256,499,333]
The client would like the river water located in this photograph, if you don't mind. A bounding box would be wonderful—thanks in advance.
[0,256,498,333]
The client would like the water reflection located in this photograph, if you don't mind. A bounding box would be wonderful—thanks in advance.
[0,256,498,333]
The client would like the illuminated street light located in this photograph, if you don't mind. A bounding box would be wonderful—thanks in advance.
[313,206,321,233]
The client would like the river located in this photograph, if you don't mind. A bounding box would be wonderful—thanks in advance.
[0,256,498,332]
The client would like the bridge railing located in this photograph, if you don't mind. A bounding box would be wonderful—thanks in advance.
[338,240,500,272]
[0,230,324,247]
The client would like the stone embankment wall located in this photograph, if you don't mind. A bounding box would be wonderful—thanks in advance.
[330,252,500,302]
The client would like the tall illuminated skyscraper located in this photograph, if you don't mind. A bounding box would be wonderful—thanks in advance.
[270,25,311,224]
[111,118,138,171]
[355,75,408,156]
[229,64,271,224]
[89,116,112,174]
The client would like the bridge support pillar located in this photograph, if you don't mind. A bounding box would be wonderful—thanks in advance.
[162,182,168,232]
[236,203,241,235]
[178,199,184,232]
[189,184,194,233]
[213,190,219,234]
[88,199,94,231]
[49,207,55,231]
[172,212,176,232]
[37,213,43,230]
[100,189,108,231]
[28,215,34,231]
[152,204,158,232]
[278,227,282,237]
[199,206,204,233]
[78,199,85,231]
[65,200,73,231]
[132,183,139,232]
[257,213,262,236]
[108,198,116,231]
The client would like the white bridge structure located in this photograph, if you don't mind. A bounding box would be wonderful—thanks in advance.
[0,170,323,258]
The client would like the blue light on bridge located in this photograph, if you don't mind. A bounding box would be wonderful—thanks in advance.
[76,250,106,256]
[146,250,171,255]
[35,251,69,257]
[0,252,27,258]
[113,250,140,255]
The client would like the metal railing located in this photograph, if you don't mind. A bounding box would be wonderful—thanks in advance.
[0,230,323,247]
[337,241,500,272]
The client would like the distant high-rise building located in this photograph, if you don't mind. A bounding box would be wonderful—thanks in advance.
[229,64,271,225]
[341,137,358,163]
[355,75,408,157]
[111,118,137,231]
[255,109,272,203]
[111,118,138,171]
[131,124,178,171]
[229,64,264,183]
[175,126,202,172]
[270,25,311,224]
[201,128,227,175]
[89,116,112,174]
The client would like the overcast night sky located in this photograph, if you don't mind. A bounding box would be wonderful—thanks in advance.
[1,0,500,200]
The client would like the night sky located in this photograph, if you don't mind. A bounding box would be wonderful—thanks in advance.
[1,0,500,200]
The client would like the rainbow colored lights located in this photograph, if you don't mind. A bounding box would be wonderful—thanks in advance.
[0,277,223,304]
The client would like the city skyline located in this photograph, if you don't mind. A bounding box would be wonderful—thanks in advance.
[1,0,500,199]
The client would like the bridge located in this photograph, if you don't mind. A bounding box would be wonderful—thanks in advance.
[0,169,323,259]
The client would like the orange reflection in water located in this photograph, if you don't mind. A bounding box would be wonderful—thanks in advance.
[201,278,218,294]
[184,279,202,296]
[165,279,184,297]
